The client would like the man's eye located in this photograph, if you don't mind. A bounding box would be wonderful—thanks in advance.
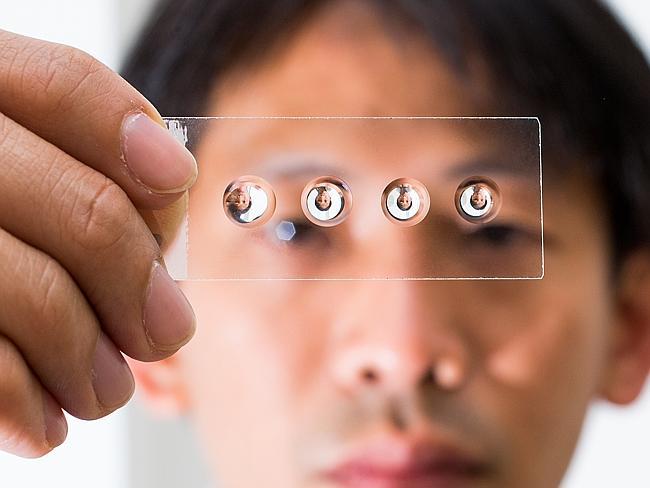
[465,224,534,247]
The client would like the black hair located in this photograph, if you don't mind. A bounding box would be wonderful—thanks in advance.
[121,0,650,269]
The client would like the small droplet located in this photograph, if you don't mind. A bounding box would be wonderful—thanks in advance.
[223,176,276,227]
[302,176,352,227]
[382,178,430,226]
[455,177,501,223]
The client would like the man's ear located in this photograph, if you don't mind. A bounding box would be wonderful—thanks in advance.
[600,249,650,404]
[127,354,190,418]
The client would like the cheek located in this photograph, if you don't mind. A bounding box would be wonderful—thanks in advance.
[486,289,609,390]
[174,282,326,484]
[473,265,613,484]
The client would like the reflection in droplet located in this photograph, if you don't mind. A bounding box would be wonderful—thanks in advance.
[455,177,501,223]
[223,176,276,227]
[382,178,430,226]
[302,177,352,227]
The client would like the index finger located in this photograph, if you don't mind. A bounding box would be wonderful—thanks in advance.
[0,29,197,209]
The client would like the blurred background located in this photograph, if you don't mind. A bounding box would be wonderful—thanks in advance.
[0,1,648,487]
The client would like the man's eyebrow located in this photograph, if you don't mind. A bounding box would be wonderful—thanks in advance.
[246,156,540,182]
[252,159,351,180]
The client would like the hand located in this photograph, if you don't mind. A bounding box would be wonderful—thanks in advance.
[0,30,198,457]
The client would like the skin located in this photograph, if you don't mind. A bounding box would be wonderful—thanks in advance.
[0,29,197,456]
[133,1,650,487]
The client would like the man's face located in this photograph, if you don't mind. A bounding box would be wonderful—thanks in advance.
[470,188,487,211]
[153,2,627,487]
[315,188,332,211]
[397,188,412,211]
[226,187,251,212]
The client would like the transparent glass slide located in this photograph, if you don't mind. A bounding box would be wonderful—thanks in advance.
[155,117,543,280]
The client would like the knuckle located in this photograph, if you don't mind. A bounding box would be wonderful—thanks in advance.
[0,113,57,176]
[1,35,112,116]
[42,45,111,114]
[8,253,100,420]
[22,255,72,328]
[66,173,136,253]
[7,242,74,338]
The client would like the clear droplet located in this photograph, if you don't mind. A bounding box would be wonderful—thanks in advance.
[381,178,430,226]
[223,176,276,227]
[301,176,352,227]
[455,177,501,223]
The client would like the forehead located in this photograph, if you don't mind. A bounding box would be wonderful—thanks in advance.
[210,0,487,117]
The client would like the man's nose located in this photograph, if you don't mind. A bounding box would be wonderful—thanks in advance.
[327,280,470,396]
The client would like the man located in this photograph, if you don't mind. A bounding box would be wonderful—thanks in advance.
[0,0,648,487]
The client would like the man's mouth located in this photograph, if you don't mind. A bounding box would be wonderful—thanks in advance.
[321,436,490,488]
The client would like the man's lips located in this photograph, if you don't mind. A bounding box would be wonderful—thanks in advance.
[322,438,490,488]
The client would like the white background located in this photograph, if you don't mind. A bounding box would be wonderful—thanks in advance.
[0,1,649,487]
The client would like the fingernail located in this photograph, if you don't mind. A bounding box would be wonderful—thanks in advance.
[121,112,198,194]
[42,392,67,449]
[143,261,196,350]
[92,333,135,409]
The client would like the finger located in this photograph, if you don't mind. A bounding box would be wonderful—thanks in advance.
[140,195,188,253]
[0,113,196,361]
[0,29,197,208]
[0,334,68,457]
[0,227,134,420]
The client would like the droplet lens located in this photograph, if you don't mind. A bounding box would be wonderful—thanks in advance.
[455,177,501,223]
[382,178,430,226]
[223,176,276,227]
[302,177,352,227]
